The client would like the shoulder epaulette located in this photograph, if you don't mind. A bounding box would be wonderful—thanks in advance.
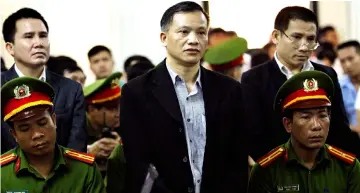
[257,146,285,167]
[1,153,17,167]
[64,149,95,165]
[327,145,356,164]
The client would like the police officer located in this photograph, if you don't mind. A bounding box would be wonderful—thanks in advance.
[204,36,248,81]
[0,77,105,192]
[84,72,122,175]
[104,143,126,193]
[248,71,360,193]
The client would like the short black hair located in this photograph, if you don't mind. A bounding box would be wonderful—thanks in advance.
[208,27,226,37]
[274,6,318,32]
[87,45,112,59]
[160,1,210,32]
[63,65,84,75]
[123,55,152,73]
[316,42,337,65]
[47,55,78,75]
[251,50,270,68]
[2,8,49,43]
[127,62,155,81]
[337,40,360,54]
[318,25,335,39]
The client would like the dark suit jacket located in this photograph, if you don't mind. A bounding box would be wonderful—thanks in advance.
[119,60,249,193]
[1,66,87,153]
[241,59,360,160]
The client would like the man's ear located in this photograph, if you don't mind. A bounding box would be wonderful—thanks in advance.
[271,29,280,45]
[10,129,18,143]
[5,42,15,56]
[283,117,292,134]
[51,113,57,126]
[160,31,167,47]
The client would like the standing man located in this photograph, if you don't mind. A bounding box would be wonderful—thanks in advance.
[88,45,115,80]
[1,8,87,153]
[241,6,360,160]
[338,41,360,128]
[120,1,249,193]
[1,77,105,192]
[248,71,360,193]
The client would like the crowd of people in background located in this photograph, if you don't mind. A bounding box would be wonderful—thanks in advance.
[1,1,360,193]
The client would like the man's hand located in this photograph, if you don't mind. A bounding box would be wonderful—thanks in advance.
[88,132,121,159]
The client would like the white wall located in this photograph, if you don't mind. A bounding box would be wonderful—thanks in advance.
[208,1,310,49]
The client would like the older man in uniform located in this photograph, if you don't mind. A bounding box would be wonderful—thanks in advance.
[84,72,122,176]
[0,77,105,192]
[248,71,360,193]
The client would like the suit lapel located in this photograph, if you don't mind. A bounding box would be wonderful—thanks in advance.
[46,70,61,107]
[151,60,183,125]
[201,67,221,124]
[268,59,287,93]
[3,65,19,83]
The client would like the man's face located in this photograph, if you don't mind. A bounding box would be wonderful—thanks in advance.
[63,70,86,87]
[338,47,360,77]
[283,107,330,150]
[273,19,317,67]
[89,51,114,79]
[88,101,120,129]
[6,18,50,68]
[161,11,208,66]
[323,30,339,48]
[11,110,56,157]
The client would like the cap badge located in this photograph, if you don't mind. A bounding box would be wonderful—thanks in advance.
[303,78,318,92]
[14,85,31,99]
[111,78,120,88]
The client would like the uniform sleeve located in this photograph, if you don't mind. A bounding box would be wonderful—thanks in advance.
[248,164,273,193]
[86,163,106,193]
[348,159,360,193]
[105,144,126,193]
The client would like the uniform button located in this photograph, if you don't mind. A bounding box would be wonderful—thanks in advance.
[188,187,193,193]
[183,156,188,163]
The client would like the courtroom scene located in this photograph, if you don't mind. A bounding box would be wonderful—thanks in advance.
[1,1,360,193]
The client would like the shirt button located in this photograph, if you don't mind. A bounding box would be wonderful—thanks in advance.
[187,119,190,122]
[188,187,193,193]
[197,180,201,183]
[192,160,195,163]
[183,156,188,163]
[190,140,192,143]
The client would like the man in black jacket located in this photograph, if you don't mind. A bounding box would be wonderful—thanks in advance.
[242,6,360,160]
[1,8,87,153]
[120,1,249,193]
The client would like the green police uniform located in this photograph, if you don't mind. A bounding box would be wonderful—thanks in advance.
[104,143,126,193]
[204,36,247,71]
[248,71,360,193]
[0,77,105,193]
[84,72,122,175]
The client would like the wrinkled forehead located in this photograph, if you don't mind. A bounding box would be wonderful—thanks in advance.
[170,11,208,29]
[285,19,317,36]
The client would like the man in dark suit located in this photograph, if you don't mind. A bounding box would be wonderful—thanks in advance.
[120,2,249,193]
[1,8,87,153]
[242,6,360,160]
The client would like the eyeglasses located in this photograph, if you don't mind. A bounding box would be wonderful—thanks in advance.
[279,30,319,51]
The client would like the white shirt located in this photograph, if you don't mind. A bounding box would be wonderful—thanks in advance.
[274,51,314,79]
[14,64,46,81]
